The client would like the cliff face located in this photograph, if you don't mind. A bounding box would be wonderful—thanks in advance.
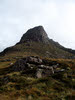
[20,26,49,44]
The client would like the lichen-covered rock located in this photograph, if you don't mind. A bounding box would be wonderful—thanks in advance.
[25,56,42,64]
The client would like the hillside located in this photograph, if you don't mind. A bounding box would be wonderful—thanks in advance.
[0,56,75,100]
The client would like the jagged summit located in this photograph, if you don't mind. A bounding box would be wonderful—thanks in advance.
[20,26,49,44]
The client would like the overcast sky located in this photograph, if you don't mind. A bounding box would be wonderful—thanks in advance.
[0,0,75,51]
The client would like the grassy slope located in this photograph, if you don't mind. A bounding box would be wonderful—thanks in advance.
[2,42,74,59]
[0,42,75,100]
[0,57,75,100]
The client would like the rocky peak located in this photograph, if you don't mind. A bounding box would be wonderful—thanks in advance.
[20,26,50,43]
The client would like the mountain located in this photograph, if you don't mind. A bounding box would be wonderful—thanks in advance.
[0,26,75,58]
[0,26,75,100]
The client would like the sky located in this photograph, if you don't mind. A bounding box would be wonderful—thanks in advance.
[0,0,75,51]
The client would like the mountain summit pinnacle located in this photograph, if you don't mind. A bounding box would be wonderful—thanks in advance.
[20,26,49,43]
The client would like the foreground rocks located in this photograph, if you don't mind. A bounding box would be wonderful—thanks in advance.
[9,56,65,78]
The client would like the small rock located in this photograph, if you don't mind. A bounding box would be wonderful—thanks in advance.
[36,69,42,78]
[28,95,32,100]
[10,63,13,65]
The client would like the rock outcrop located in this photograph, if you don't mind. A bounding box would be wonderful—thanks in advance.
[19,26,50,44]
[10,56,65,78]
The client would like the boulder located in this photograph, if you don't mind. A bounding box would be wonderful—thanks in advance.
[36,65,54,78]
[11,59,27,71]
[26,56,42,64]
[36,69,42,78]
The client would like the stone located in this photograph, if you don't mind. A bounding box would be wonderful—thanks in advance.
[28,95,32,100]
[26,56,42,64]
[36,67,54,78]
[20,26,50,44]
[10,63,13,65]
[36,65,54,78]
[36,69,42,78]
[51,64,59,69]
[11,59,27,71]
